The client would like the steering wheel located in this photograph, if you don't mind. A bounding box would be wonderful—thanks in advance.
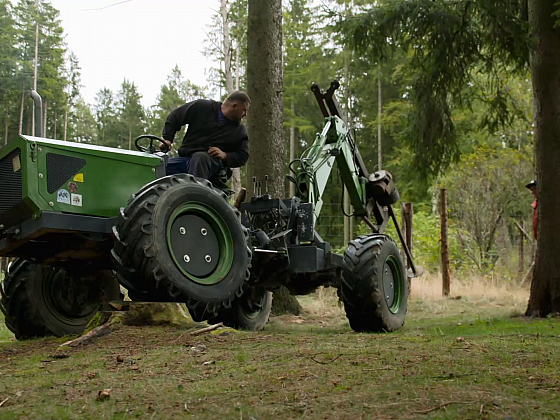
[134,134,169,154]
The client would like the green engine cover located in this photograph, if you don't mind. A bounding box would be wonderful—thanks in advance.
[0,135,164,232]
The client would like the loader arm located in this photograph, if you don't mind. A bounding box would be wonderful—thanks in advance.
[293,115,368,222]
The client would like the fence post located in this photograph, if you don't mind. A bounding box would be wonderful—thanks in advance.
[518,220,524,283]
[440,189,450,297]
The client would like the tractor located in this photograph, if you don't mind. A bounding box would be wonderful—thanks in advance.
[0,82,421,340]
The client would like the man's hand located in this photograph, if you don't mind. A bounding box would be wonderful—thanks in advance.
[208,147,227,161]
[160,139,172,152]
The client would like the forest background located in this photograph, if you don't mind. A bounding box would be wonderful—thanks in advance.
[0,0,536,283]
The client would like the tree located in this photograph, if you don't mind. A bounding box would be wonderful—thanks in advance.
[339,0,560,316]
[94,88,119,148]
[115,79,145,150]
[247,0,302,315]
[13,0,68,138]
[147,66,207,146]
[525,0,560,316]
[442,145,533,270]
[0,0,18,145]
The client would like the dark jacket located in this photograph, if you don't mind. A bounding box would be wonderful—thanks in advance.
[162,99,249,168]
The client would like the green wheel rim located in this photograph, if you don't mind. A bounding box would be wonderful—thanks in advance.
[167,202,234,285]
[383,255,404,314]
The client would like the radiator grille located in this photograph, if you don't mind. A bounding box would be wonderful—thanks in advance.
[0,149,23,218]
[46,153,86,194]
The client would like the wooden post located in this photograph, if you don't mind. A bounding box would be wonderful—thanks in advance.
[518,220,524,283]
[440,189,450,296]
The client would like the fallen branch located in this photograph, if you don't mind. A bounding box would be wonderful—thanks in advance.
[0,397,10,407]
[190,322,224,336]
[310,354,343,365]
[514,220,533,243]
[413,401,473,414]
[59,323,112,347]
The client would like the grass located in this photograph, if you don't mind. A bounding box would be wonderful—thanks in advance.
[1,275,559,419]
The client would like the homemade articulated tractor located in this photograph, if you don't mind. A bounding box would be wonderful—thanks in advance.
[0,82,421,340]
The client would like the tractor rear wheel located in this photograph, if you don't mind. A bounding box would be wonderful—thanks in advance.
[112,174,251,319]
[0,259,120,340]
[340,234,408,332]
[209,286,272,331]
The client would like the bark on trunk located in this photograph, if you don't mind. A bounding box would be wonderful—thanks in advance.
[63,109,67,141]
[247,0,284,198]
[43,100,47,137]
[4,107,8,146]
[221,0,242,197]
[526,0,560,316]
[289,80,296,198]
[248,0,301,315]
[18,86,24,135]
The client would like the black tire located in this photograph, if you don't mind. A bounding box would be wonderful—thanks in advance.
[0,259,120,340]
[340,234,408,332]
[209,287,272,331]
[112,174,251,318]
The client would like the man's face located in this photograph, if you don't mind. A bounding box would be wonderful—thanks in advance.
[530,185,538,200]
[224,101,249,122]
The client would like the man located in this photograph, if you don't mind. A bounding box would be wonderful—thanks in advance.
[525,180,538,240]
[161,91,251,180]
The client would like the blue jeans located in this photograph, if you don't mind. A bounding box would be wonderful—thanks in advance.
[166,151,224,180]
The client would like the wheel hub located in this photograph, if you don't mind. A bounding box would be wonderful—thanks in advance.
[169,214,220,278]
[382,260,396,309]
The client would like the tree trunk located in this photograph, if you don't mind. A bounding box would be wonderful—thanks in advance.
[4,107,8,146]
[18,86,24,135]
[43,100,47,137]
[289,80,296,198]
[63,109,68,141]
[221,0,242,197]
[248,0,301,315]
[526,0,560,316]
[221,0,234,94]
[53,110,57,139]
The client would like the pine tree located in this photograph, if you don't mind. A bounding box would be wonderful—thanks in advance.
[115,79,145,150]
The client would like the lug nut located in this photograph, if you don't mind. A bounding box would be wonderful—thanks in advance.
[205,255,212,263]
[179,227,186,235]
[184,255,190,263]
[201,228,207,236]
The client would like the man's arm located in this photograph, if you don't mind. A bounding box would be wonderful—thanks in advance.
[223,136,249,168]
[161,100,198,145]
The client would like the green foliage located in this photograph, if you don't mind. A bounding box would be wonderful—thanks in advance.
[115,79,145,150]
[338,0,531,177]
[441,144,533,270]
[349,208,463,273]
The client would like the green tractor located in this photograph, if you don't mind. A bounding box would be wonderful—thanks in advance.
[0,83,421,340]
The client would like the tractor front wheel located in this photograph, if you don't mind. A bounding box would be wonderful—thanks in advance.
[340,234,408,332]
[112,174,251,320]
[0,259,120,340]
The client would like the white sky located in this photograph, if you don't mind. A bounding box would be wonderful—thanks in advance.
[49,0,217,107]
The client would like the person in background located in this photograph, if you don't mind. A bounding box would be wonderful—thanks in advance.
[525,180,538,240]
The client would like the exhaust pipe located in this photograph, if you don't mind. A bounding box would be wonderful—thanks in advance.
[30,90,43,137]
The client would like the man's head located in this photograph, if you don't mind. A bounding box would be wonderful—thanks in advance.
[526,180,538,199]
[221,91,251,122]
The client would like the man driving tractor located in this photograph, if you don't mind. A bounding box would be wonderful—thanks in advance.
[161,91,251,181]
